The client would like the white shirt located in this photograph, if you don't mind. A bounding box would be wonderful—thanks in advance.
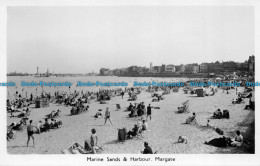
[37,122,42,128]
[235,134,243,142]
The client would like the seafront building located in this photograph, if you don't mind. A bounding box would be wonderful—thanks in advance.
[99,55,255,77]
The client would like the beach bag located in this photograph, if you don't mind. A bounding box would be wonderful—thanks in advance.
[215,128,224,135]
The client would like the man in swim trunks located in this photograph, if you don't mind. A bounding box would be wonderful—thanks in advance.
[27,120,35,147]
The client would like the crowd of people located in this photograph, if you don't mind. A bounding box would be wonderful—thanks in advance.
[7,81,253,153]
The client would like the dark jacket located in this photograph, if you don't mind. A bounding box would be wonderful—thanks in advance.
[143,146,153,154]
[147,106,152,115]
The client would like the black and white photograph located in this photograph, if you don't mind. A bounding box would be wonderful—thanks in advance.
[0,0,259,166]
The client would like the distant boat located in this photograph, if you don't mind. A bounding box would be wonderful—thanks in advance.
[34,74,50,77]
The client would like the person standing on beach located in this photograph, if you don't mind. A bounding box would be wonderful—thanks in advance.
[36,121,42,133]
[141,102,146,115]
[104,107,112,125]
[147,104,152,121]
[90,128,98,154]
[121,91,124,99]
[27,120,35,147]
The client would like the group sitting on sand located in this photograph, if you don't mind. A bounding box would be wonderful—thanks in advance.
[33,118,62,133]
[213,109,230,119]
[45,109,61,119]
[126,120,148,139]
[128,102,148,118]
[205,130,244,147]
[10,107,30,118]
[7,82,254,154]
[152,94,164,102]
[232,97,243,104]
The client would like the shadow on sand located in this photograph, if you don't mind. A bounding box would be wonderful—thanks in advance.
[8,145,29,149]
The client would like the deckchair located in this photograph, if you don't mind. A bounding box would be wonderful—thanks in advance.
[134,127,144,140]
[62,143,92,154]
[7,130,15,141]
[186,115,197,125]
[116,104,121,111]
[178,100,189,113]
[118,128,127,143]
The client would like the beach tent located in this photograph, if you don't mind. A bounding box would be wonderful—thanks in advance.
[196,88,205,97]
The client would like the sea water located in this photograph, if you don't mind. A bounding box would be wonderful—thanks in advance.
[7,76,188,99]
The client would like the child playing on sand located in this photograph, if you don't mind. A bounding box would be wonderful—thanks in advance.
[142,120,148,131]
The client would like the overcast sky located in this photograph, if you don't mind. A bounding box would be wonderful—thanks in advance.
[7,6,254,73]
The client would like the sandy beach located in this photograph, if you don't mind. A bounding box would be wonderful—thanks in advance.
[7,86,254,154]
